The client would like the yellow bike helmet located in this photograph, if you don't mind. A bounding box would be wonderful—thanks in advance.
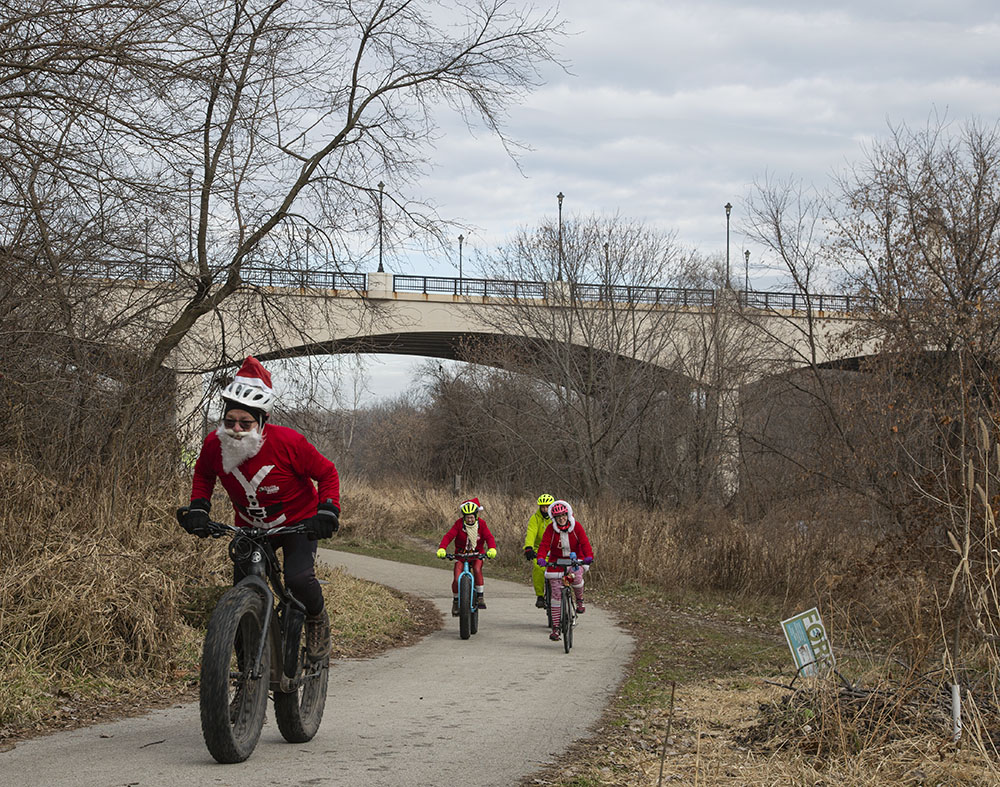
[537,493,555,506]
[460,500,479,515]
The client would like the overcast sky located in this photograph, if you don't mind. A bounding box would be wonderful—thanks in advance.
[345,0,1000,401]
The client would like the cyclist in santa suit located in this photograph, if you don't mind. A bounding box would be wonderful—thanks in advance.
[179,356,340,661]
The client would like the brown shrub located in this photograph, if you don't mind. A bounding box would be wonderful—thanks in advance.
[0,451,224,727]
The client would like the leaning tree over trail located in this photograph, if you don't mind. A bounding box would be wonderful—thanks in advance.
[0,0,565,473]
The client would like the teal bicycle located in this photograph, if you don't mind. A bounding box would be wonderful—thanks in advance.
[446,552,487,640]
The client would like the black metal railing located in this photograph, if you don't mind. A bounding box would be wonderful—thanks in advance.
[242,266,366,290]
[392,274,548,299]
[571,282,716,308]
[740,290,878,312]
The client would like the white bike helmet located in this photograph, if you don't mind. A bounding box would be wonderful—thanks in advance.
[221,356,276,418]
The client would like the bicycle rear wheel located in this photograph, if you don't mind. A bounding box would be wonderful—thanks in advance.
[458,574,473,640]
[561,590,573,653]
[199,584,271,763]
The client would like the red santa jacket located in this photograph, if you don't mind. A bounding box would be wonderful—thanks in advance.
[191,424,339,528]
[538,520,593,578]
[438,517,496,555]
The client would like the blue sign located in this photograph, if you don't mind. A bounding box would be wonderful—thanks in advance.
[781,607,834,677]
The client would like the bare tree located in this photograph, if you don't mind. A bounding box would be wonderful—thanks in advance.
[0,0,565,471]
[744,118,1000,684]
[453,213,746,504]
[0,0,565,366]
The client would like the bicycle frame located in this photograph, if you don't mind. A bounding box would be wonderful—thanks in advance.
[457,557,475,591]
[217,523,313,691]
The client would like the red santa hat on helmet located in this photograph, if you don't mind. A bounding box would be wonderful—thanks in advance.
[233,356,273,392]
[221,356,276,422]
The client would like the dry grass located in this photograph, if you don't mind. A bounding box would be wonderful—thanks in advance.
[0,454,215,731]
[526,590,1000,787]
[340,479,869,606]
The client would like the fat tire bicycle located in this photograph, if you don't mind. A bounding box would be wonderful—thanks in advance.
[177,510,330,763]
[445,552,488,640]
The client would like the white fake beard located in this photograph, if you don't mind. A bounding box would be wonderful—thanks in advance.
[217,424,265,473]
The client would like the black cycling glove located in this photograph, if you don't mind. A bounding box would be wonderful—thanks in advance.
[304,500,340,541]
[180,498,212,538]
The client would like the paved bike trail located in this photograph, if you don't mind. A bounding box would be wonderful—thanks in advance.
[0,548,633,787]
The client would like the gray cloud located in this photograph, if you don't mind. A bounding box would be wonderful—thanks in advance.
[361,0,1000,396]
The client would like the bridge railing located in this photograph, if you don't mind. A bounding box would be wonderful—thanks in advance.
[740,291,879,312]
[571,282,716,307]
[243,267,367,290]
[393,274,548,299]
[71,257,895,314]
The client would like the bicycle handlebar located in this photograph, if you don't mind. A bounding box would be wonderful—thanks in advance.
[192,518,309,539]
[177,506,309,539]
[546,557,593,569]
[445,552,489,561]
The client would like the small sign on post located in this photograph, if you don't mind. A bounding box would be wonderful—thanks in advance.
[781,607,834,677]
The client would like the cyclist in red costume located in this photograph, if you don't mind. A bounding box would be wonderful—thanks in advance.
[178,356,340,661]
[436,498,497,615]
[536,499,593,641]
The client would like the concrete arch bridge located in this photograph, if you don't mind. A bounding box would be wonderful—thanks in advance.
[165,269,880,437]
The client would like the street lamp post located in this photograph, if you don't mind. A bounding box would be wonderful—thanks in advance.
[187,169,194,266]
[377,181,385,273]
[557,191,565,281]
[724,202,732,288]
[744,249,750,294]
[458,233,464,284]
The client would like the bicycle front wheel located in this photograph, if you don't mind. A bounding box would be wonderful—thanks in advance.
[561,590,573,653]
[458,574,473,640]
[274,638,329,743]
[199,584,271,763]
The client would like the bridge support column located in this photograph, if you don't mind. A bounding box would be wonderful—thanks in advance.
[173,370,211,455]
[717,386,741,502]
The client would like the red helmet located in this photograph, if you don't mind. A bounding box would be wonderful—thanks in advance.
[550,501,569,527]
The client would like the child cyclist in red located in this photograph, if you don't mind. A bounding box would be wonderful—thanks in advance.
[536,499,594,641]
[436,498,497,615]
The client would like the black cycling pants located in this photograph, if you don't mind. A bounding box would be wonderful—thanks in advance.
[233,531,324,616]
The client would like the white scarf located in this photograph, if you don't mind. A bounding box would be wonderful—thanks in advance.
[463,519,480,551]
[217,424,265,474]
[558,521,576,553]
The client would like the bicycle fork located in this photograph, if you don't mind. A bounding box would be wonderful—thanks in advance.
[241,573,275,681]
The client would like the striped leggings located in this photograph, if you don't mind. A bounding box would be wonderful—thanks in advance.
[549,573,584,630]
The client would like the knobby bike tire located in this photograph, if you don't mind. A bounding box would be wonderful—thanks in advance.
[199,584,271,763]
[274,618,329,743]
[459,574,473,640]
[561,590,573,653]
[471,590,480,636]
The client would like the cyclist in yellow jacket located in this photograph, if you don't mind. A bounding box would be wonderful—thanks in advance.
[523,493,554,609]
